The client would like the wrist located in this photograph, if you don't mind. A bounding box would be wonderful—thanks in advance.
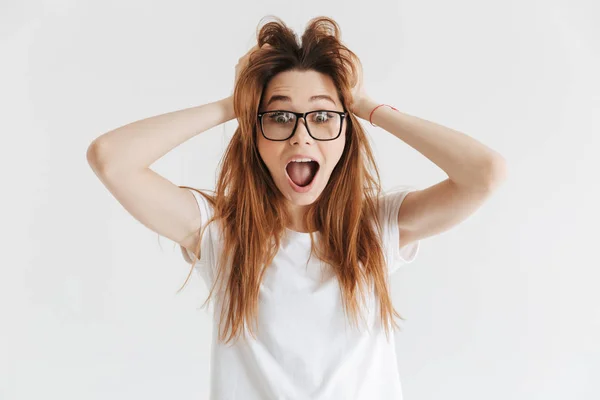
[355,97,378,120]
[221,96,236,121]
[368,103,400,128]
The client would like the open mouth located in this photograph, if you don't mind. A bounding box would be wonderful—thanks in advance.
[285,160,320,188]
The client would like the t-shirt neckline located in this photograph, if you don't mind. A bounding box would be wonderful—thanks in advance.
[285,227,317,236]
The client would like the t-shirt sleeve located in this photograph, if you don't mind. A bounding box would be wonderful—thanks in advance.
[179,188,216,267]
[377,185,421,275]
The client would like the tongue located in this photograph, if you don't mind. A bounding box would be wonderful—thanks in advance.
[286,161,319,187]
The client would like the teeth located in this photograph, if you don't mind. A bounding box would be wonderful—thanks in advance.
[290,158,314,163]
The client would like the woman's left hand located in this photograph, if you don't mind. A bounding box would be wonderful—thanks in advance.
[348,59,376,120]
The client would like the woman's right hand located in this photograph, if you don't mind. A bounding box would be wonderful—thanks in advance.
[233,43,271,90]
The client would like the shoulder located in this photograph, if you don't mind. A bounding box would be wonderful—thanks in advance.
[376,185,417,221]
[178,186,218,264]
[375,185,421,273]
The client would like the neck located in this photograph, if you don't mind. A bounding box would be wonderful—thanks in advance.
[286,202,311,233]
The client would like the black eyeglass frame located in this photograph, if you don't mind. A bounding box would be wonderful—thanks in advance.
[257,109,347,141]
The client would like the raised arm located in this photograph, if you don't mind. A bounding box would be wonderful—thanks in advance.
[356,97,507,249]
[86,96,235,248]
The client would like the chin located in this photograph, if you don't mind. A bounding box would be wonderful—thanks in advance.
[284,191,322,206]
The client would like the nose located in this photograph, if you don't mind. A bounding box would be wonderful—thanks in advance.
[290,117,314,144]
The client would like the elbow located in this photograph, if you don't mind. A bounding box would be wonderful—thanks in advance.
[86,139,112,176]
[482,154,508,190]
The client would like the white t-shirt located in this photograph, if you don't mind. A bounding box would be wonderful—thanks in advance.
[180,186,420,400]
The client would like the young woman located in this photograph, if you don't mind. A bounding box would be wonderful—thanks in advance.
[87,16,506,400]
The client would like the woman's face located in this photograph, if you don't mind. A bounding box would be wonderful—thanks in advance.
[257,69,347,206]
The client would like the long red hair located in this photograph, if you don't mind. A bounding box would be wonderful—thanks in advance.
[178,15,404,345]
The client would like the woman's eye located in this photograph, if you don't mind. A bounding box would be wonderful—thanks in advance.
[269,113,293,124]
[313,112,333,123]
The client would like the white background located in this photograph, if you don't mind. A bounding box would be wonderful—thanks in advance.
[2,0,599,399]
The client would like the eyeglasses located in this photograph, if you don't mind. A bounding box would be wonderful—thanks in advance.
[257,109,346,141]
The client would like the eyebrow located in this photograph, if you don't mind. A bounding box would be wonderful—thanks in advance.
[266,94,337,107]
